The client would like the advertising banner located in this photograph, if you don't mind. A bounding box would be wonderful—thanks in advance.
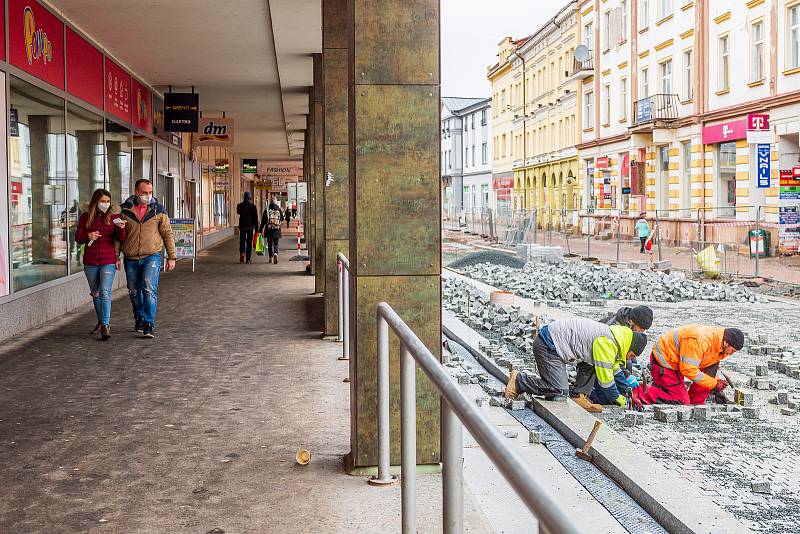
[296,182,308,202]
[757,144,771,188]
[195,117,234,146]
[780,169,800,200]
[170,219,196,258]
[9,0,62,88]
[105,58,131,123]
[164,92,199,132]
[779,206,800,254]
[131,79,152,133]
[66,27,103,109]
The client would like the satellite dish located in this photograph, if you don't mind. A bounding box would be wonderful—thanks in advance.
[574,44,590,62]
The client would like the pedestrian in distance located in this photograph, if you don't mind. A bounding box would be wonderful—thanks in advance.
[120,179,177,339]
[236,191,259,264]
[259,196,283,264]
[631,325,745,408]
[503,317,642,414]
[635,212,650,253]
[75,188,127,340]
[291,204,297,219]
[284,204,292,228]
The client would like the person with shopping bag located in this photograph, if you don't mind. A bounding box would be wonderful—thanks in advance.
[259,196,284,264]
[236,191,259,264]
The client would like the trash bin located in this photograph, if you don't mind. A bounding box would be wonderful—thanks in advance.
[749,228,770,258]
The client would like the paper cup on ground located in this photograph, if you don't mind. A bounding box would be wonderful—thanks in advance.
[296,449,311,465]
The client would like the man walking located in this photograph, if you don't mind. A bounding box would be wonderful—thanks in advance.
[259,196,284,264]
[120,179,177,338]
[236,191,259,263]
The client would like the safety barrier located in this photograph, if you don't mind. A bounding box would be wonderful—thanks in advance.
[369,300,585,534]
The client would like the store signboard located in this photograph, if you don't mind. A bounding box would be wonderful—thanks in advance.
[170,219,196,258]
[257,161,303,178]
[242,158,257,174]
[779,206,800,254]
[780,170,800,200]
[10,0,61,88]
[757,144,771,188]
[9,108,18,137]
[748,114,770,131]
[131,79,152,133]
[65,28,103,109]
[164,92,199,132]
[596,157,610,169]
[195,117,234,146]
[296,182,308,202]
[105,57,131,123]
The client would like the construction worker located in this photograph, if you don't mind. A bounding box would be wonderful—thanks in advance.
[589,305,654,403]
[504,317,647,413]
[631,324,745,407]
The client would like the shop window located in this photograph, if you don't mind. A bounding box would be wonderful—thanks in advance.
[718,142,737,218]
[66,103,105,274]
[105,120,132,205]
[132,135,153,189]
[9,76,67,292]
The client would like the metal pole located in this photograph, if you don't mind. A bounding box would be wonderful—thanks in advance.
[655,209,663,262]
[616,213,621,264]
[442,401,464,534]
[337,260,344,343]
[400,344,417,534]
[342,266,350,360]
[755,205,761,277]
[369,314,396,486]
[533,208,538,244]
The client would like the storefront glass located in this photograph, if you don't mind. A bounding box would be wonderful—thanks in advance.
[9,76,67,292]
[105,120,132,204]
[718,142,737,218]
[66,103,105,274]
[132,135,153,189]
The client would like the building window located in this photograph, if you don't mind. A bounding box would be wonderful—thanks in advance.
[584,21,594,50]
[683,49,693,100]
[620,77,628,120]
[790,5,800,69]
[639,0,650,30]
[501,89,506,111]
[471,114,475,129]
[751,20,764,82]
[584,90,594,129]
[482,143,488,164]
[602,84,611,125]
[472,146,476,166]
[659,59,672,94]
[641,67,649,98]
[501,134,507,158]
[9,76,68,292]
[481,109,487,125]
[603,11,611,50]
[657,0,672,21]
[718,35,730,92]
[621,0,629,41]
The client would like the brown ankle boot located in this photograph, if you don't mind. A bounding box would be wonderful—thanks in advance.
[571,394,603,413]
[91,321,102,335]
[99,325,111,341]
[504,370,519,400]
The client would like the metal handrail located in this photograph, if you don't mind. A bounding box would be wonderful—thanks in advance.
[371,302,585,534]
[336,252,350,361]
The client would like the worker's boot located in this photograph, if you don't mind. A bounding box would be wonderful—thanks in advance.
[504,370,519,400]
[571,394,603,413]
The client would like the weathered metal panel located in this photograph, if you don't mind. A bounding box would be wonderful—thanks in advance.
[352,275,442,467]
[323,144,349,240]
[324,49,349,146]
[353,0,439,85]
[323,0,348,50]
[352,85,441,276]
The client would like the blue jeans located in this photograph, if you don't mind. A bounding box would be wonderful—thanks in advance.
[83,264,116,326]
[124,253,162,326]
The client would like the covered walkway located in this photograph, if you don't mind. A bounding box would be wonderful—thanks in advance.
[0,235,489,533]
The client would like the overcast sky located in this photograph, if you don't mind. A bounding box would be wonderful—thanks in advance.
[442,0,566,98]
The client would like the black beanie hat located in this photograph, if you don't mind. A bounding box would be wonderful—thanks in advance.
[629,332,648,357]
[628,306,654,330]
[723,328,745,351]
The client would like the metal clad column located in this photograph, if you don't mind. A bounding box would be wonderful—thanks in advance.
[313,53,326,291]
[348,0,442,468]
[307,61,319,275]
[323,0,350,336]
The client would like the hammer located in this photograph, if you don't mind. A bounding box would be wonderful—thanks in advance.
[575,420,602,461]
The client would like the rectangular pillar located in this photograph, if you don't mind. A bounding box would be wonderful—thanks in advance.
[313,54,326,293]
[306,87,316,273]
[322,0,350,336]
[348,0,442,468]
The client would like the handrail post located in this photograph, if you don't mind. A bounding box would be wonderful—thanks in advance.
[342,265,350,360]
[368,312,397,486]
[337,259,344,343]
[442,401,463,534]
[400,343,417,534]
[755,205,761,277]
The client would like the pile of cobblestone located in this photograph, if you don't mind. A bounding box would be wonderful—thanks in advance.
[448,250,527,271]
[461,261,766,303]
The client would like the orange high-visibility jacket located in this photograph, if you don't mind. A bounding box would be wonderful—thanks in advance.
[652,324,727,390]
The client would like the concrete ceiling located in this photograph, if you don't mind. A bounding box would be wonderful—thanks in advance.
[47,0,321,160]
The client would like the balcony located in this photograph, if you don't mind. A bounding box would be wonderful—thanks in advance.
[570,52,594,80]
[633,94,679,127]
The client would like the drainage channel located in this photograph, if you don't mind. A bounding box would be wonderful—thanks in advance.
[445,336,667,534]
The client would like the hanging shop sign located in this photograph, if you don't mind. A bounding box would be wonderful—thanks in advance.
[131,79,152,133]
[194,117,235,146]
[105,58,131,123]
[9,108,18,137]
[164,92,199,132]
[65,28,103,109]
[254,176,274,190]
[10,0,62,88]
[256,161,303,178]
[748,114,770,131]
[757,144,771,189]
[213,158,229,174]
[242,158,257,174]
[780,169,800,200]
[595,157,610,169]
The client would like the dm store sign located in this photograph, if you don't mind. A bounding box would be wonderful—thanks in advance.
[10,0,64,89]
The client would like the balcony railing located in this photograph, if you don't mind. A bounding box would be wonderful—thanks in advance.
[634,94,679,125]
[571,52,593,80]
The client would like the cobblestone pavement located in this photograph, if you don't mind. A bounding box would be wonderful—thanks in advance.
[0,236,491,534]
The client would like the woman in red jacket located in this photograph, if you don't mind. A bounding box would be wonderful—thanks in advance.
[75,189,127,340]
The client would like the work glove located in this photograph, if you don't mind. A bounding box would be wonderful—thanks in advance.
[625,374,640,388]
[714,379,728,393]
[631,388,644,411]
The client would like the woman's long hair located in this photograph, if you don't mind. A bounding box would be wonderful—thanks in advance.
[86,188,113,228]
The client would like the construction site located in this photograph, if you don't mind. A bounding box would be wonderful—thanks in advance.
[441,222,800,533]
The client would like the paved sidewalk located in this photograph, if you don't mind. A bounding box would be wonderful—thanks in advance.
[0,234,490,533]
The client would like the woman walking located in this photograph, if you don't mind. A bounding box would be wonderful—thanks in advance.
[75,189,127,340]
[259,196,283,264]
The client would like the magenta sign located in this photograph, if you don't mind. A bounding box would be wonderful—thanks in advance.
[703,113,771,144]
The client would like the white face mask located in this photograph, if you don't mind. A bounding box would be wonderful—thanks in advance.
[97,202,111,213]
[138,194,152,205]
